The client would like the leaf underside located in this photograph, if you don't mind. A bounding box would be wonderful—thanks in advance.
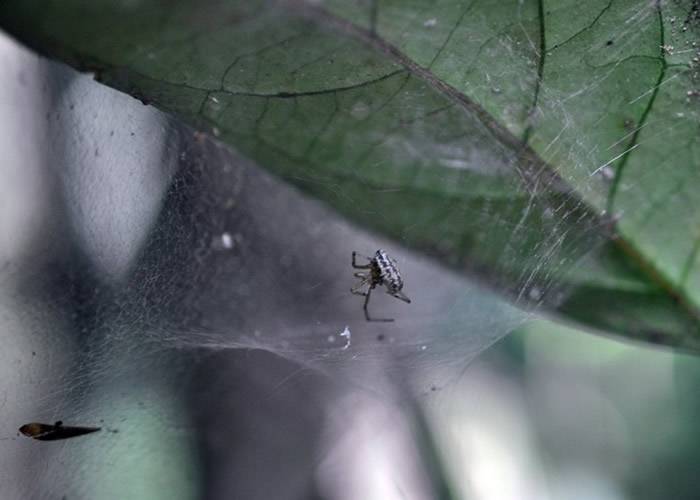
[2,0,700,351]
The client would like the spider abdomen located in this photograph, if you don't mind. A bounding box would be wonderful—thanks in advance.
[374,249,404,292]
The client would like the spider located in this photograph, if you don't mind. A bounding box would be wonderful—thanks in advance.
[351,249,411,322]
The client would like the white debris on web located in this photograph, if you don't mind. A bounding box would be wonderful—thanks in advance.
[221,232,233,249]
[597,165,615,182]
[423,18,437,27]
[340,326,351,350]
[528,287,542,302]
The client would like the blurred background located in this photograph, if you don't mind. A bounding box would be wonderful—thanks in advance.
[2,28,700,500]
[436,320,700,500]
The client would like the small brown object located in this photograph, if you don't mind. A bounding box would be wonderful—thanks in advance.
[19,421,101,441]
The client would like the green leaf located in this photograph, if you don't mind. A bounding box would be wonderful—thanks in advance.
[3,0,700,351]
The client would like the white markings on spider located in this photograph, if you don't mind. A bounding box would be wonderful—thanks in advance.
[351,249,411,322]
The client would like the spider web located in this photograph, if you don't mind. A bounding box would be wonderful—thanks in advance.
[0,32,528,500]
[1,0,697,497]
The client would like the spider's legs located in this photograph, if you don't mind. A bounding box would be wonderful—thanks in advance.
[352,251,371,269]
[351,275,369,295]
[363,286,394,322]
[363,288,373,321]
